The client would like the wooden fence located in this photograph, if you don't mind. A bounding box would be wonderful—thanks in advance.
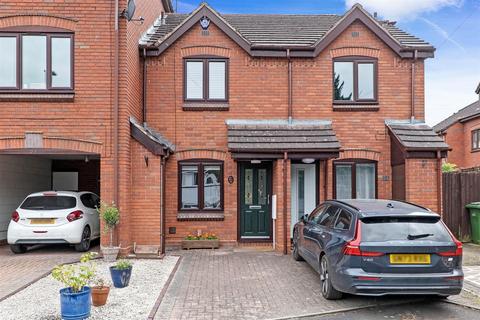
[442,169,480,240]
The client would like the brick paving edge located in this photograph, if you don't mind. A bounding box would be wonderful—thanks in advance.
[147,255,183,320]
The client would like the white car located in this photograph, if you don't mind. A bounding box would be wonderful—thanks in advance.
[7,191,101,254]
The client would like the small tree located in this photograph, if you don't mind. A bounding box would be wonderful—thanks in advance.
[442,162,459,173]
[52,252,97,292]
[98,202,120,247]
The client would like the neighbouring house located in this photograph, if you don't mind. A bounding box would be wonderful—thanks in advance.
[0,2,448,254]
[434,84,480,169]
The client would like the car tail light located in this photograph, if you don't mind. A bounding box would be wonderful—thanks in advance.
[343,220,384,257]
[66,210,83,222]
[445,276,463,281]
[439,221,463,257]
[43,191,57,196]
[356,276,381,281]
[11,211,19,223]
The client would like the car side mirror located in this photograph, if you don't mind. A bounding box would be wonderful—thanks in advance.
[300,214,309,222]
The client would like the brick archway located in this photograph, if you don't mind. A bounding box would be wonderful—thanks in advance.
[338,148,381,161]
[0,14,78,31]
[0,133,103,155]
[175,149,228,161]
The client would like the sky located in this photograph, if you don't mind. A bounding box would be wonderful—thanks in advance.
[172,0,480,126]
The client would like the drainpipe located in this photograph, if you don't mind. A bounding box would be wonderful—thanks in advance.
[142,48,147,124]
[287,49,293,124]
[437,150,442,214]
[113,0,120,207]
[160,150,170,255]
[283,152,288,255]
[410,50,418,123]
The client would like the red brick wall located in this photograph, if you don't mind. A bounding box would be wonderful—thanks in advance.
[144,19,431,249]
[405,158,440,212]
[443,117,480,169]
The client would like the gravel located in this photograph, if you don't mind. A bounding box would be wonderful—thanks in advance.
[0,256,179,320]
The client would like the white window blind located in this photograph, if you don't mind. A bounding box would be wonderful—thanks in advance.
[186,61,203,99]
[51,37,72,88]
[208,61,226,99]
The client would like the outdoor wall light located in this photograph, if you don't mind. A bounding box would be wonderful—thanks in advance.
[302,158,315,164]
[251,160,262,164]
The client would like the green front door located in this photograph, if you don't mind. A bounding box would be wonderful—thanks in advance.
[239,162,272,238]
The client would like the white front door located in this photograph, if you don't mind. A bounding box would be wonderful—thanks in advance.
[291,164,317,236]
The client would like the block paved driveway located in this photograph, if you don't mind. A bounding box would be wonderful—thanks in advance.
[156,249,423,320]
[0,244,97,301]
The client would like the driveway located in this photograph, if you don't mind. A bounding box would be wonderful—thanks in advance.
[0,244,98,301]
[156,249,425,320]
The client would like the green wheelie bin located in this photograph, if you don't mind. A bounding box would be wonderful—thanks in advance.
[466,202,480,244]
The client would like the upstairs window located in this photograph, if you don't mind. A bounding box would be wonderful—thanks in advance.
[333,57,377,104]
[184,58,228,102]
[0,30,73,91]
[472,129,480,151]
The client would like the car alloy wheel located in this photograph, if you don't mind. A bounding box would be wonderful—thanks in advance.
[75,227,91,252]
[320,255,343,300]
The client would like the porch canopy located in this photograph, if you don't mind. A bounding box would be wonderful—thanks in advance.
[386,120,449,160]
[226,119,340,159]
[130,116,175,156]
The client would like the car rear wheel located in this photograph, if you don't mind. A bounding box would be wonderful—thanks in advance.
[292,232,304,261]
[10,244,27,254]
[320,255,343,300]
[75,226,91,252]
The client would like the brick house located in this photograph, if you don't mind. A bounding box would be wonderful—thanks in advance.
[0,2,448,254]
[434,84,480,169]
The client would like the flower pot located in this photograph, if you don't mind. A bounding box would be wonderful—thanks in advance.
[91,286,110,307]
[101,246,120,262]
[182,239,220,250]
[109,266,132,288]
[59,286,91,320]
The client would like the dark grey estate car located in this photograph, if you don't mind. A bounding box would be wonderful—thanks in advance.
[292,199,463,300]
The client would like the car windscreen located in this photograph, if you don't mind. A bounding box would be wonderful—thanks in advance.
[361,217,452,242]
[20,196,77,210]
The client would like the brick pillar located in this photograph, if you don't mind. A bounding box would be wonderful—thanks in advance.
[405,158,440,212]
[273,158,291,253]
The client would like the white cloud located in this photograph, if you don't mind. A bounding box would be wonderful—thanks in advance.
[345,0,463,20]
[420,17,465,51]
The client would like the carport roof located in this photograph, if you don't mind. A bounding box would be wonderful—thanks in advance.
[130,117,175,156]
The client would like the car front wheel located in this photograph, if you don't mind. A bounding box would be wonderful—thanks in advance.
[10,244,27,254]
[75,226,91,252]
[320,255,343,300]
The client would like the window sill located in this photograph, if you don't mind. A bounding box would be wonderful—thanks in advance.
[0,92,74,102]
[471,149,480,153]
[333,104,379,111]
[177,212,225,221]
[183,102,229,111]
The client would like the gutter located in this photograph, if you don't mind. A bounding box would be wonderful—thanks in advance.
[287,49,293,124]
[437,150,442,214]
[143,48,147,124]
[283,152,288,255]
[160,150,170,254]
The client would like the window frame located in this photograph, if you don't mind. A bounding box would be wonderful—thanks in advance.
[183,56,229,102]
[333,159,378,199]
[472,129,480,152]
[333,56,378,105]
[0,27,74,93]
[178,159,224,212]
[333,209,353,231]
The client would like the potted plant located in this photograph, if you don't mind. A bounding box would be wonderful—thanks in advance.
[181,232,220,249]
[98,201,120,262]
[109,259,133,288]
[91,276,110,307]
[52,252,97,320]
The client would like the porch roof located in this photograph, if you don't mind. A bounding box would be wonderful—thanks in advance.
[386,120,449,152]
[226,119,340,155]
[130,117,175,156]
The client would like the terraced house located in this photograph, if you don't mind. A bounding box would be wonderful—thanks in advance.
[0,1,449,254]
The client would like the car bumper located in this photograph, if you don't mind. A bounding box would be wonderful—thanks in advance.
[337,268,463,296]
[7,221,84,245]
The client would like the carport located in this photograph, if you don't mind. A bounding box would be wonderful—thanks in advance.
[0,149,100,244]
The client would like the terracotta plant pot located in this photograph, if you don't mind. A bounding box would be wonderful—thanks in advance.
[91,286,110,307]
[101,246,120,262]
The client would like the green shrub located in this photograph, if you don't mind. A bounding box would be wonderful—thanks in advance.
[114,259,132,270]
[442,162,459,173]
[98,201,120,247]
[52,252,97,292]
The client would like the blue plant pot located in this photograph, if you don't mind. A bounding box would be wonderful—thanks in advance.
[110,266,132,288]
[59,286,91,320]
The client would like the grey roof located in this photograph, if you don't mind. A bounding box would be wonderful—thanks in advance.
[140,6,433,50]
[433,100,480,133]
[130,117,175,154]
[386,121,449,151]
[226,119,340,152]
